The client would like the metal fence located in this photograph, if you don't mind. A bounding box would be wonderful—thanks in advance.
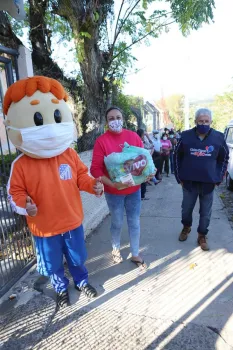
[0,46,35,297]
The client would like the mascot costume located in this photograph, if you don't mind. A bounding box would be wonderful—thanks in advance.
[3,76,103,309]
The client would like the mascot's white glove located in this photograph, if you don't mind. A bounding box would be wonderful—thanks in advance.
[26,196,38,217]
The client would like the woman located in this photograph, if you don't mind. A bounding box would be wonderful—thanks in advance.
[151,130,162,181]
[160,132,172,177]
[137,129,159,197]
[90,107,146,268]
[169,130,177,174]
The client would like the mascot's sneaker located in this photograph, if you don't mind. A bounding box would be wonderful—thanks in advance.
[56,290,70,310]
[75,283,97,299]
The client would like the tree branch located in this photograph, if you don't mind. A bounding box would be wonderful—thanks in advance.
[113,0,125,44]
[111,20,176,63]
[112,0,140,50]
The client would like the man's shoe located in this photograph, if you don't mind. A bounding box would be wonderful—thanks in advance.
[179,226,191,241]
[56,290,70,310]
[197,234,209,251]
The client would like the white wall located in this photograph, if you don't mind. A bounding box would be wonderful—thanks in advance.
[79,150,109,237]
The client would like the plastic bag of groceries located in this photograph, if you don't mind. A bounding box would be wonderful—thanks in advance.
[104,142,156,185]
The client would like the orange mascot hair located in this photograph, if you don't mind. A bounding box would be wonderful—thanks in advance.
[3,76,68,115]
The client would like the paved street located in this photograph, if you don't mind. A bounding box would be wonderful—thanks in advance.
[1,175,233,350]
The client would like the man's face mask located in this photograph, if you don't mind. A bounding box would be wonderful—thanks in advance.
[196,124,210,134]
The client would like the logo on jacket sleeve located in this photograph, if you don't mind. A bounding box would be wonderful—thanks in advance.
[59,164,72,180]
[190,145,214,157]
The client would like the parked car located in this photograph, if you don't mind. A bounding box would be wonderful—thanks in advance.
[224,120,233,190]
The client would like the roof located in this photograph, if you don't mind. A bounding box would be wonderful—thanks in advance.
[143,101,162,114]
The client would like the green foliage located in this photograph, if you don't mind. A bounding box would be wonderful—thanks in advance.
[112,92,144,131]
[168,0,215,34]
[9,0,216,90]
[105,0,214,90]
[7,0,216,133]
[211,91,233,132]
[0,153,18,186]
[164,94,185,130]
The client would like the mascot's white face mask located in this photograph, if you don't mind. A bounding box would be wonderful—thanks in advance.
[7,122,74,158]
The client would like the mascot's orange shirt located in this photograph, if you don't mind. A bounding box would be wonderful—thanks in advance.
[7,148,96,237]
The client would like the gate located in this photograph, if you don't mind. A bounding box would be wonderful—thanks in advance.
[0,46,35,297]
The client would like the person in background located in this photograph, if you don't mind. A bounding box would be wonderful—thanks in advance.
[176,130,181,139]
[160,132,172,177]
[174,108,229,251]
[90,107,147,268]
[143,131,160,186]
[137,129,159,198]
[169,130,177,174]
[151,130,162,181]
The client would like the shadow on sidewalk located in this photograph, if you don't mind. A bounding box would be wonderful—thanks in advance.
[1,178,233,349]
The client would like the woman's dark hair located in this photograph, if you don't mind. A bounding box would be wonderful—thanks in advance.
[161,132,167,139]
[169,130,175,135]
[105,106,123,120]
[137,129,145,138]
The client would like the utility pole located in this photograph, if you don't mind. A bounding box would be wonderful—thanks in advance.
[184,52,190,130]
[184,94,189,130]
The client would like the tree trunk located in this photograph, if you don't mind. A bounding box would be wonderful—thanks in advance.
[0,11,23,48]
[53,0,112,151]
[29,0,65,80]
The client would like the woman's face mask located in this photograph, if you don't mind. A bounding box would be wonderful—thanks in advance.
[163,137,168,141]
[108,119,123,133]
[170,135,174,139]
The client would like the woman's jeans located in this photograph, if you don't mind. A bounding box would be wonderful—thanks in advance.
[182,186,214,235]
[105,190,141,256]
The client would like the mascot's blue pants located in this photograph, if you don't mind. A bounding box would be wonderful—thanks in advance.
[33,225,88,293]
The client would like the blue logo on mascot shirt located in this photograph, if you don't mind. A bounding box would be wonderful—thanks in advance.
[190,145,214,157]
[59,164,72,180]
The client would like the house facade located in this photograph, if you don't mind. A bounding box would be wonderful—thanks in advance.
[142,101,165,132]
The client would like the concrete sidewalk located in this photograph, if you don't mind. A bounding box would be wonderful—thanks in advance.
[1,176,233,350]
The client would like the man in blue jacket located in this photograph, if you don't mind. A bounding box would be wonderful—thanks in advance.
[174,108,229,251]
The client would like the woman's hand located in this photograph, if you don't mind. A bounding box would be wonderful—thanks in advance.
[114,180,134,190]
[94,177,104,196]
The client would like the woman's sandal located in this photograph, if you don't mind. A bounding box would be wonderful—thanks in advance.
[112,249,123,264]
[131,259,147,269]
[75,283,97,298]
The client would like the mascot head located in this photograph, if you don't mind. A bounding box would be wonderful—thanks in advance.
[3,76,74,159]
